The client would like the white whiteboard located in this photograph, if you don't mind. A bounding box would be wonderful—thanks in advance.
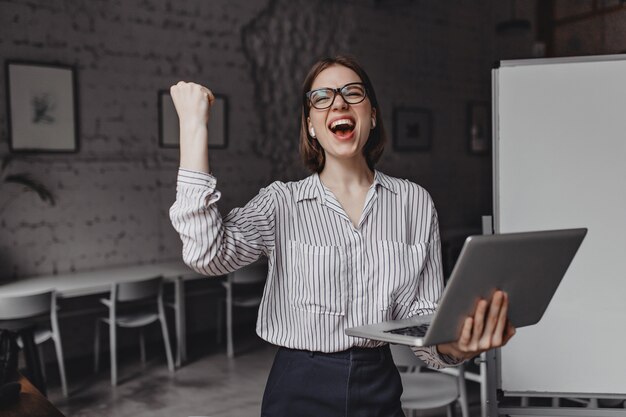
[493,55,626,396]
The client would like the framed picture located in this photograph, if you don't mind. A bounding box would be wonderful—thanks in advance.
[393,107,432,152]
[6,61,78,153]
[158,90,228,149]
[467,101,491,154]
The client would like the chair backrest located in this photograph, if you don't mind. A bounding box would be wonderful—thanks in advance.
[0,290,53,320]
[389,344,428,368]
[229,261,268,285]
[114,276,162,302]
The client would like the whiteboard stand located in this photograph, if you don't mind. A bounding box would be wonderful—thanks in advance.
[484,348,499,417]
[480,215,496,417]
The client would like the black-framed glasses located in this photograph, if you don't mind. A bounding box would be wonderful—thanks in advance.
[306,82,368,109]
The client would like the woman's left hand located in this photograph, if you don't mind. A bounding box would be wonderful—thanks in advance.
[436,290,516,361]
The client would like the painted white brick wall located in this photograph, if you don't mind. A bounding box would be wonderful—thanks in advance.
[0,0,540,360]
[0,0,506,279]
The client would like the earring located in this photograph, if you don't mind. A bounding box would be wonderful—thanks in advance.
[309,127,316,138]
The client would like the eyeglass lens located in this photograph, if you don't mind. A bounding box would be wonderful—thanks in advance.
[308,83,367,109]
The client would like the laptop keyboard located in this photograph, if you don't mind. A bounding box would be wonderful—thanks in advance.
[384,324,430,338]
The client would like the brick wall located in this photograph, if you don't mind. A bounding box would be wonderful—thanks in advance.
[0,0,517,280]
[0,0,535,361]
[0,0,269,279]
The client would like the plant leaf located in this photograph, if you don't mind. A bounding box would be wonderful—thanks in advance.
[4,174,56,206]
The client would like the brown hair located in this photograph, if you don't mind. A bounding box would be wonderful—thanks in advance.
[299,56,387,173]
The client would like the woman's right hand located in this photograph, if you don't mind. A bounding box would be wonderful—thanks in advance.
[169,81,215,173]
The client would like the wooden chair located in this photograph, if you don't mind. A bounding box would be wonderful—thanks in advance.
[0,373,66,417]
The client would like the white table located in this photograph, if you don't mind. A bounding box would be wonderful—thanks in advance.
[0,261,206,367]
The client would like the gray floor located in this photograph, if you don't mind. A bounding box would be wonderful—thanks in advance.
[45,335,482,417]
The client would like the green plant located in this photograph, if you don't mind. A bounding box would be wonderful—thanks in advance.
[0,156,55,214]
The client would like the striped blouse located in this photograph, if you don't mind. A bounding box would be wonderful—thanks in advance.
[170,168,459,368]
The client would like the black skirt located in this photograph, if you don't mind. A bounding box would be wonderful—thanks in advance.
[261,345,405,417]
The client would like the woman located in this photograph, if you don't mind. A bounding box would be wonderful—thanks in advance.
[169,56,515,416]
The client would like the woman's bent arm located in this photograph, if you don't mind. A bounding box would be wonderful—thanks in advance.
[170,169,275,276]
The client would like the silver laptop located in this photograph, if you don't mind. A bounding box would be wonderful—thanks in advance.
[345,228,587,347]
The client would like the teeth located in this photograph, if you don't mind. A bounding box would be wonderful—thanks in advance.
[330,119,355,129]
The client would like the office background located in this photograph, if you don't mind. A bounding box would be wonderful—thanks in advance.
[1,0,625,366]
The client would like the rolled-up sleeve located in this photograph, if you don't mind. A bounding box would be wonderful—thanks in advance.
[411,345,464,369]
[169,168,275,276]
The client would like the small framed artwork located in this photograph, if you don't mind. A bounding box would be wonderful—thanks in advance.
[393,107,432,152]
[6,61,78,153]
[467,101,491,154]
[158,90,228,149]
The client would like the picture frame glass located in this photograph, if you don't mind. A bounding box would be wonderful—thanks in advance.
[468,102,490,154]
[393,107,432,151]
[7,63,77,152]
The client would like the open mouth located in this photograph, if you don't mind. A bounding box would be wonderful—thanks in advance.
[328,118,356,139]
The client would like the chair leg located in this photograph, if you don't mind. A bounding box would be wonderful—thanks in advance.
[110,323,117,386]
[37,344,47,382]
[173,278,185,367]
[20,328,46,396]
[457,364,469,417]
[159,303,175,372]
[51,309,68,398]
[215,298,223,344]
[447,403,455,417]
[52,334,68,397]
[139,330,146,368]
[226,289,234,358]
[94,320,101,373]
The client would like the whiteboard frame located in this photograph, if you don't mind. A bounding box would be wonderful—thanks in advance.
[492,52,626,235]
[492,54,626,414]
